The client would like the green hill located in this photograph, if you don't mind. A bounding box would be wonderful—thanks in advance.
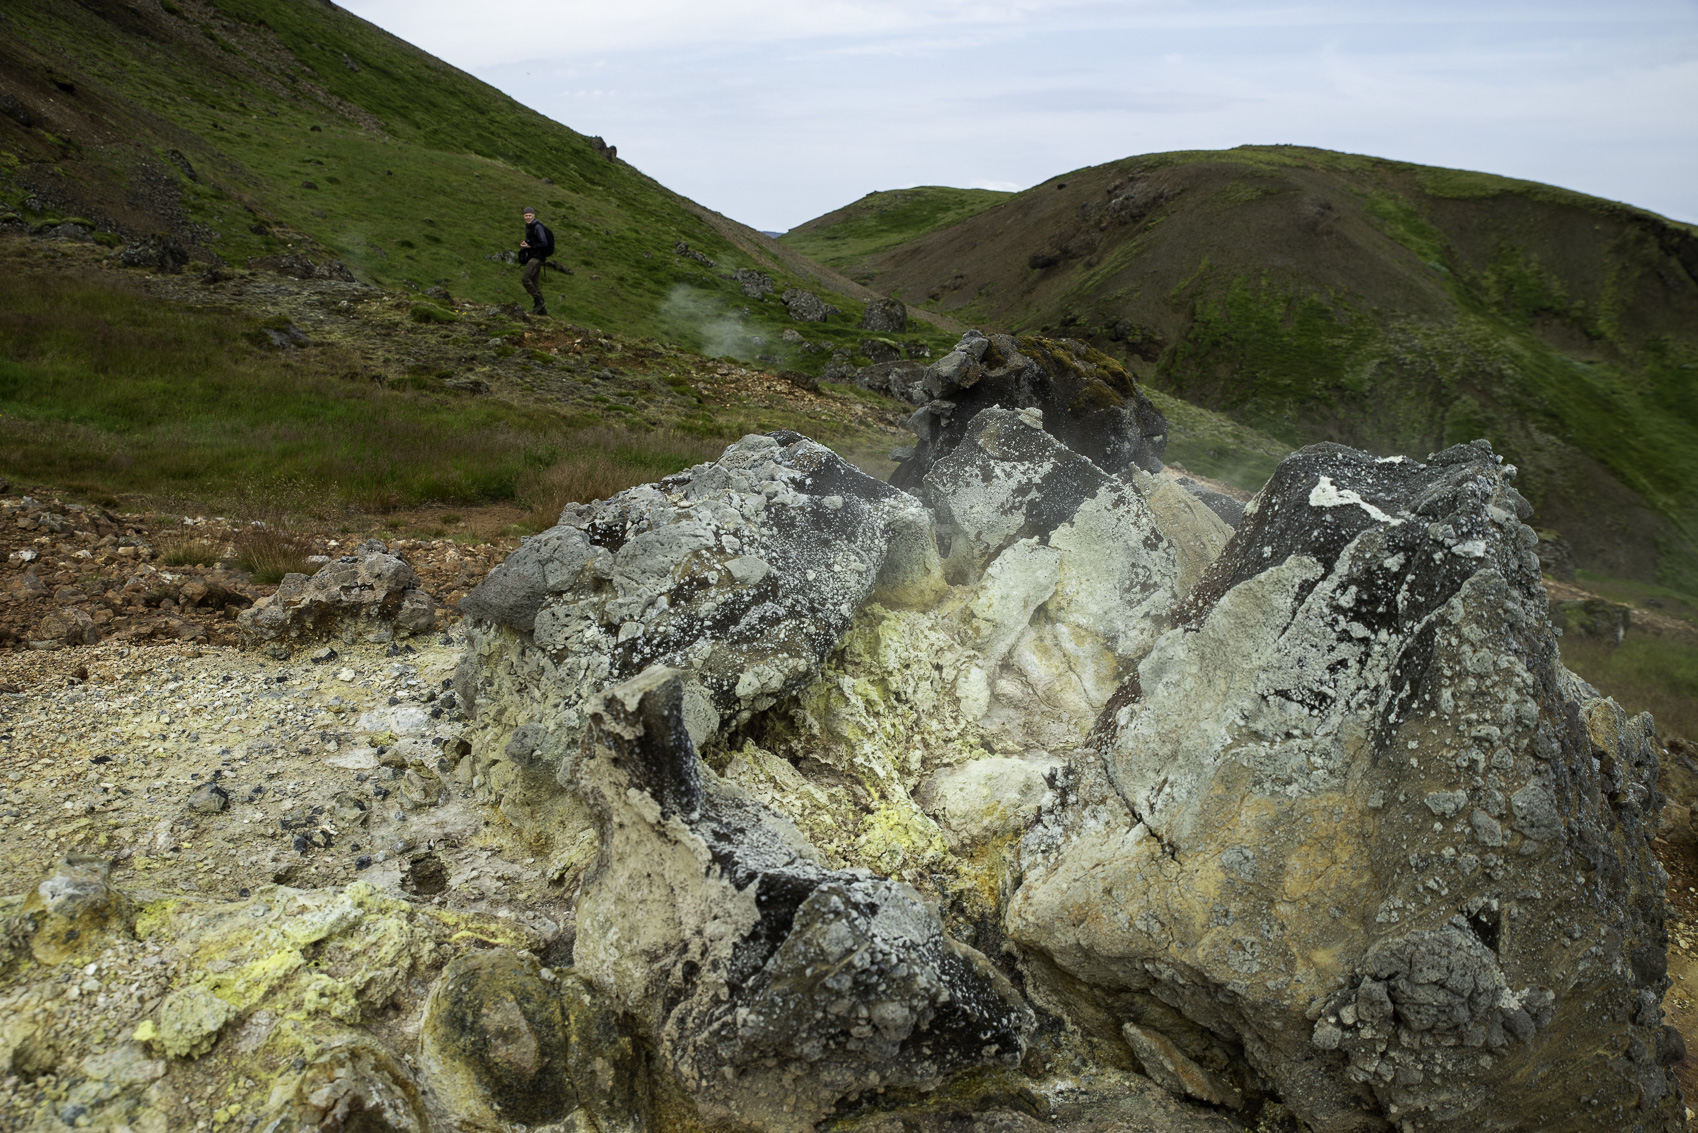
[783,186,1013,273]
[0,0,955,362]
[788,147,1698,590]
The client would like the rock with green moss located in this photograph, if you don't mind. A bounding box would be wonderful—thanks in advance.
[892,331,1168,490]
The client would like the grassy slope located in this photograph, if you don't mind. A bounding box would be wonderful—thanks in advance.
[0,243,912,516]
[793,146,1698,590]
[0,0,957,366]
[782,187,1013,280]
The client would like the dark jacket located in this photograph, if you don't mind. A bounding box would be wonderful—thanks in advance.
[523,219,554,260]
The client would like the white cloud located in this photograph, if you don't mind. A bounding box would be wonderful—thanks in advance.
[338,0,1698,229]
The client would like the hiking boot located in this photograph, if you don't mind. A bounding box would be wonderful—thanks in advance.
[532,304,548,317]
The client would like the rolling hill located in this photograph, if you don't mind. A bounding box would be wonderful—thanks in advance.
[0,0,956,362]
[784,147,1698,590]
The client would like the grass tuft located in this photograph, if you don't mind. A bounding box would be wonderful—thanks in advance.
[233,527,316,585]
[159,537,223,567]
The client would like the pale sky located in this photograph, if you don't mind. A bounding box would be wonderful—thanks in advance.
[338,0,1698,232]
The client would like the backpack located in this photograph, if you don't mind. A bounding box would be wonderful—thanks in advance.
[535,223,555,257]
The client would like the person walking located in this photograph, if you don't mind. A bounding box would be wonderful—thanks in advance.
[519,206,554,316]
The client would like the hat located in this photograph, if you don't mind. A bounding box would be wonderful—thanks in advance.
[522,206,537,214]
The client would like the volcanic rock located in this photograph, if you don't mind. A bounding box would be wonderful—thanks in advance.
[1007,441,1684,1132]
[781,288,833,323]
[118,235,189,273]
[860,297,909,333]
[891,331,1168,491]
[571,667,1033,1132]
[457,431,942,778]
[237,544,437,647]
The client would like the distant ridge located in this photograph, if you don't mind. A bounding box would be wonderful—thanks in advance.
[785,148,1698,589]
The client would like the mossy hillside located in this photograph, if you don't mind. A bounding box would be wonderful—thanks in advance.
[0,0,952,368]
[790,145,1698,587]
[781,187,1015,278]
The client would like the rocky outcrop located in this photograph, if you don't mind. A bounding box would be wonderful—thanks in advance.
[118,234,189,273]
[861,297,908,333]
[857,358,930,403]
[456,431,944,815]
[447,418,1682,1131]
[237,542,437,646]
[734,268,774,298]
[781,288,837,323]
[572,667,1032,1132]
[891,331,1169,491]
[1007,441,1684,1132]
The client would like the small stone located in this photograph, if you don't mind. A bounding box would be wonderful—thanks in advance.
[336,668,356,682]
[186,782,229,814]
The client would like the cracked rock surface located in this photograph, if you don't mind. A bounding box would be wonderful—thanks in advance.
[1008,441,1684,1132]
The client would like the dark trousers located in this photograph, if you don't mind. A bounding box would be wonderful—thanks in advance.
[521,258,545,309]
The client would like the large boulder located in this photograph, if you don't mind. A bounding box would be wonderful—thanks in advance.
[781,288,833,322]
[238,543,437,646]
[860,297,908,333]
[456,431,944,797]
[891,331,1168,491]
[571,667,1033,1133]
[1007,441,1684,1132]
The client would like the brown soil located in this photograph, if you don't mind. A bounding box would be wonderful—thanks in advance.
[0,489,516,665]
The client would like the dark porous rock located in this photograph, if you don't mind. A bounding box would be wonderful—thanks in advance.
[734,268,774,299]
[118,234,190,273]
[261,323,310,349]
[781,287,830,323]
[41,221,93,243]
[238,547,437,646]
[890,331,1168,491]
[458,431,944,766]
[860,297,909,333]
[861,337,902,364]
[858,359,930,404]
[246,253,357,282]
[1009,440,1684,1133]
[572,667,1032,1132]
[821,351,860,384]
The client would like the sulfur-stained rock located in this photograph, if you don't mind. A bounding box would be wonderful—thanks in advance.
[571,667,1033,1133]
[457,431,945,839]
[915,756,1060,852]
[17,854,133,965]
[420,948,577,1129]
[238,543,437,647]
[264,1041,428,1133]
[154,983,237,1059]
[1008,441,1684,1132]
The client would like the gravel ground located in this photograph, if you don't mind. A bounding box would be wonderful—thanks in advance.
[0,634,572,931]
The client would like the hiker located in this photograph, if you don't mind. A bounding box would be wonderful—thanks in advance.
[519,206,554,316]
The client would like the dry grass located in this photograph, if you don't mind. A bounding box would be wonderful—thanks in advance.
[516,428,726,530]
[234,527,317,585]
[158,537,224,567]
